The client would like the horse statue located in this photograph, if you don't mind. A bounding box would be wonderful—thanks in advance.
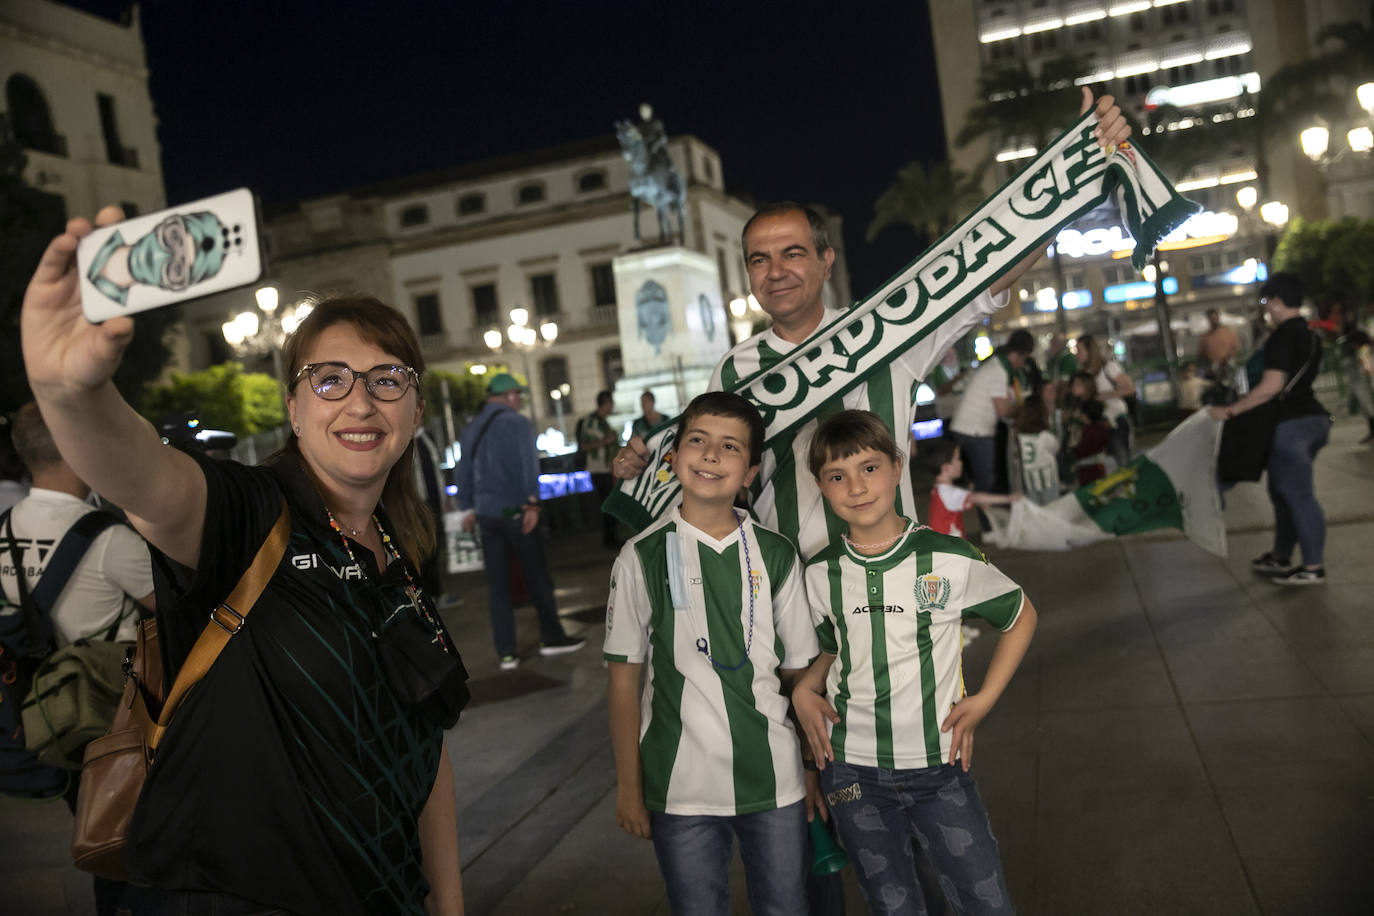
[615,104,686,246]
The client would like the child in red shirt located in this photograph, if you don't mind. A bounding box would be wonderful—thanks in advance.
[923,438,1021,538]
[1072,399,1112,485]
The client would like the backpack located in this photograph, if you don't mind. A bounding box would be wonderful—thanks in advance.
[0,508,132,787]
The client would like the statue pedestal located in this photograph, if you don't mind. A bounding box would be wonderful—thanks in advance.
[612,246,730,418]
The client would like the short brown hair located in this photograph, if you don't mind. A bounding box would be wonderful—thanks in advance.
[11,402,62,471]
[806,410,902,478]
[675,392,765,467]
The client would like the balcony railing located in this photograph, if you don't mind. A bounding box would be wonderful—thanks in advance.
[589,304,618,326]
[419,331,451,354]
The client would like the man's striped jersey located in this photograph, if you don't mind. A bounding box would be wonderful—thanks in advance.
[710,290,1005,562]
[603,507,818,815]
[804,526,1025,770]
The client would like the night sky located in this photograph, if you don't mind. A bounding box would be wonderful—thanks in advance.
[69,0,944,295]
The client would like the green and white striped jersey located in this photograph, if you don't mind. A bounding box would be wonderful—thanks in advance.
[710,291,1004,562]
[804,526,1025,770]
[603,507,818,816]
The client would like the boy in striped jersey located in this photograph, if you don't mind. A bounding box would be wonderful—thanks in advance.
[604,392,821,915]
[793,410,1038,916]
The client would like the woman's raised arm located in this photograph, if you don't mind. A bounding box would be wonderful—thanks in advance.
[22,208,207,567]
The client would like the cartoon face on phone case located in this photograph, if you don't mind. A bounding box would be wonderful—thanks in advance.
[77,188,263,323]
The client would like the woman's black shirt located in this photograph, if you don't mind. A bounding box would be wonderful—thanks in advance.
[128,451,457,915]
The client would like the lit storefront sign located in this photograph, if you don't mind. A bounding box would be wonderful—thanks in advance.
[1055,210,1239,259]
[1192,260,1268,287]
[1103,277,1179,303]
[1021,289,1094,313]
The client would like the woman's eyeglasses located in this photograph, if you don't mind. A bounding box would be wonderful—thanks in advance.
[293,362,419,401]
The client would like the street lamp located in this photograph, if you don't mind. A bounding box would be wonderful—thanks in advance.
[1235,186,1258,211]
[221,286,312,381]
[485,307,558,424]
[1300,123,1330,161]
[1260,201,1289,228]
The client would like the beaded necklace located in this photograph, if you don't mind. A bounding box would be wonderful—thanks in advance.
[694,511,755,672]
[325,508,450,652]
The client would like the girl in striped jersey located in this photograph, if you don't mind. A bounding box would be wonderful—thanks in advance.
[792,410,1038,916]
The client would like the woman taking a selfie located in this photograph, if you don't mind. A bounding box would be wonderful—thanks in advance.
[22,208,467,916]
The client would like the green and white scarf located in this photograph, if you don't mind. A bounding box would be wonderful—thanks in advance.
[606,112,1199,531]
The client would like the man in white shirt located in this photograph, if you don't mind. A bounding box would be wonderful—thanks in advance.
[0,403,153,647]
[951,329,1035,510]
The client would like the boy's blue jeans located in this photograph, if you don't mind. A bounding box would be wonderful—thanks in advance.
[822,760,1013,916]
[649,800,808,916]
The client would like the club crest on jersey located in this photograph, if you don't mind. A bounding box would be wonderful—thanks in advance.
[915,573,951,611]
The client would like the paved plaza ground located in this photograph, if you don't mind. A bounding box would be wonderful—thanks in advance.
[6,417,1374,915]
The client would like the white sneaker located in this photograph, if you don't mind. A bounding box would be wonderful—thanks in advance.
[499,655,520,671]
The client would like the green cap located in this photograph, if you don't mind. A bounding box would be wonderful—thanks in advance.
[488,373,526,394]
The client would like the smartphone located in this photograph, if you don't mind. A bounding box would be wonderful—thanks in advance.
[77,188,264,323]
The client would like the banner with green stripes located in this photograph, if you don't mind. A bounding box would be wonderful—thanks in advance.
[986,411,1227,556]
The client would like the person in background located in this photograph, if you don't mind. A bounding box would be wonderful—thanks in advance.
[950,330,1034,526]
[1197,308,1241,381]
[1072,400,1112,485]
[923,438,1022,540]
[458,374,586,669]
[1336,328,1374,443]
[1045,332,1078,389]
[1210,273,1332,586]
[1077,334,1135,468]
[1015,396,1060,505]
[1176,362,1213,418]
[629,389,665,441]
[577,390,622,549]
[0,415,29,514]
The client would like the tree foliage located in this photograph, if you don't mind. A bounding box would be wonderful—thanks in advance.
[1272,217,1374,309]
[867,160,984,246]
[140,363,285,437]
[956,53,1090,170]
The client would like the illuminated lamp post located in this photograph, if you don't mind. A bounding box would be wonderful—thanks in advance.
[221,286,313,382]
[483,307,557,426]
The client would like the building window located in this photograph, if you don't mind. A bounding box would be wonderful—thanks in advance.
[120,201,140,218]
[590,263,616,307]
[517,182,546,205]
[471,283,499,329]
[204,330,233,366]
[6,74,66,157]
[531,273,560,316]
[400,204,429,227]
[601,348,624,389]
[542,357,572,417]
[97,93,138,168]
[701,157,715,183]
[413,292,443,337]
[577,170,607,192]
[457,193,485,215]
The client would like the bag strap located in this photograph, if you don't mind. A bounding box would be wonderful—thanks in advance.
[0,510,53,656]
[1279,331,1321,399]
[30,510,125,616]
[148,499,291,750]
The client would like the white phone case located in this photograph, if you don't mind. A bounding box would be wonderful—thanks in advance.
[77,188,264,323]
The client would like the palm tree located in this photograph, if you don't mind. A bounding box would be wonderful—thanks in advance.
[866,159,984,245]
[956,54,1090,333]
